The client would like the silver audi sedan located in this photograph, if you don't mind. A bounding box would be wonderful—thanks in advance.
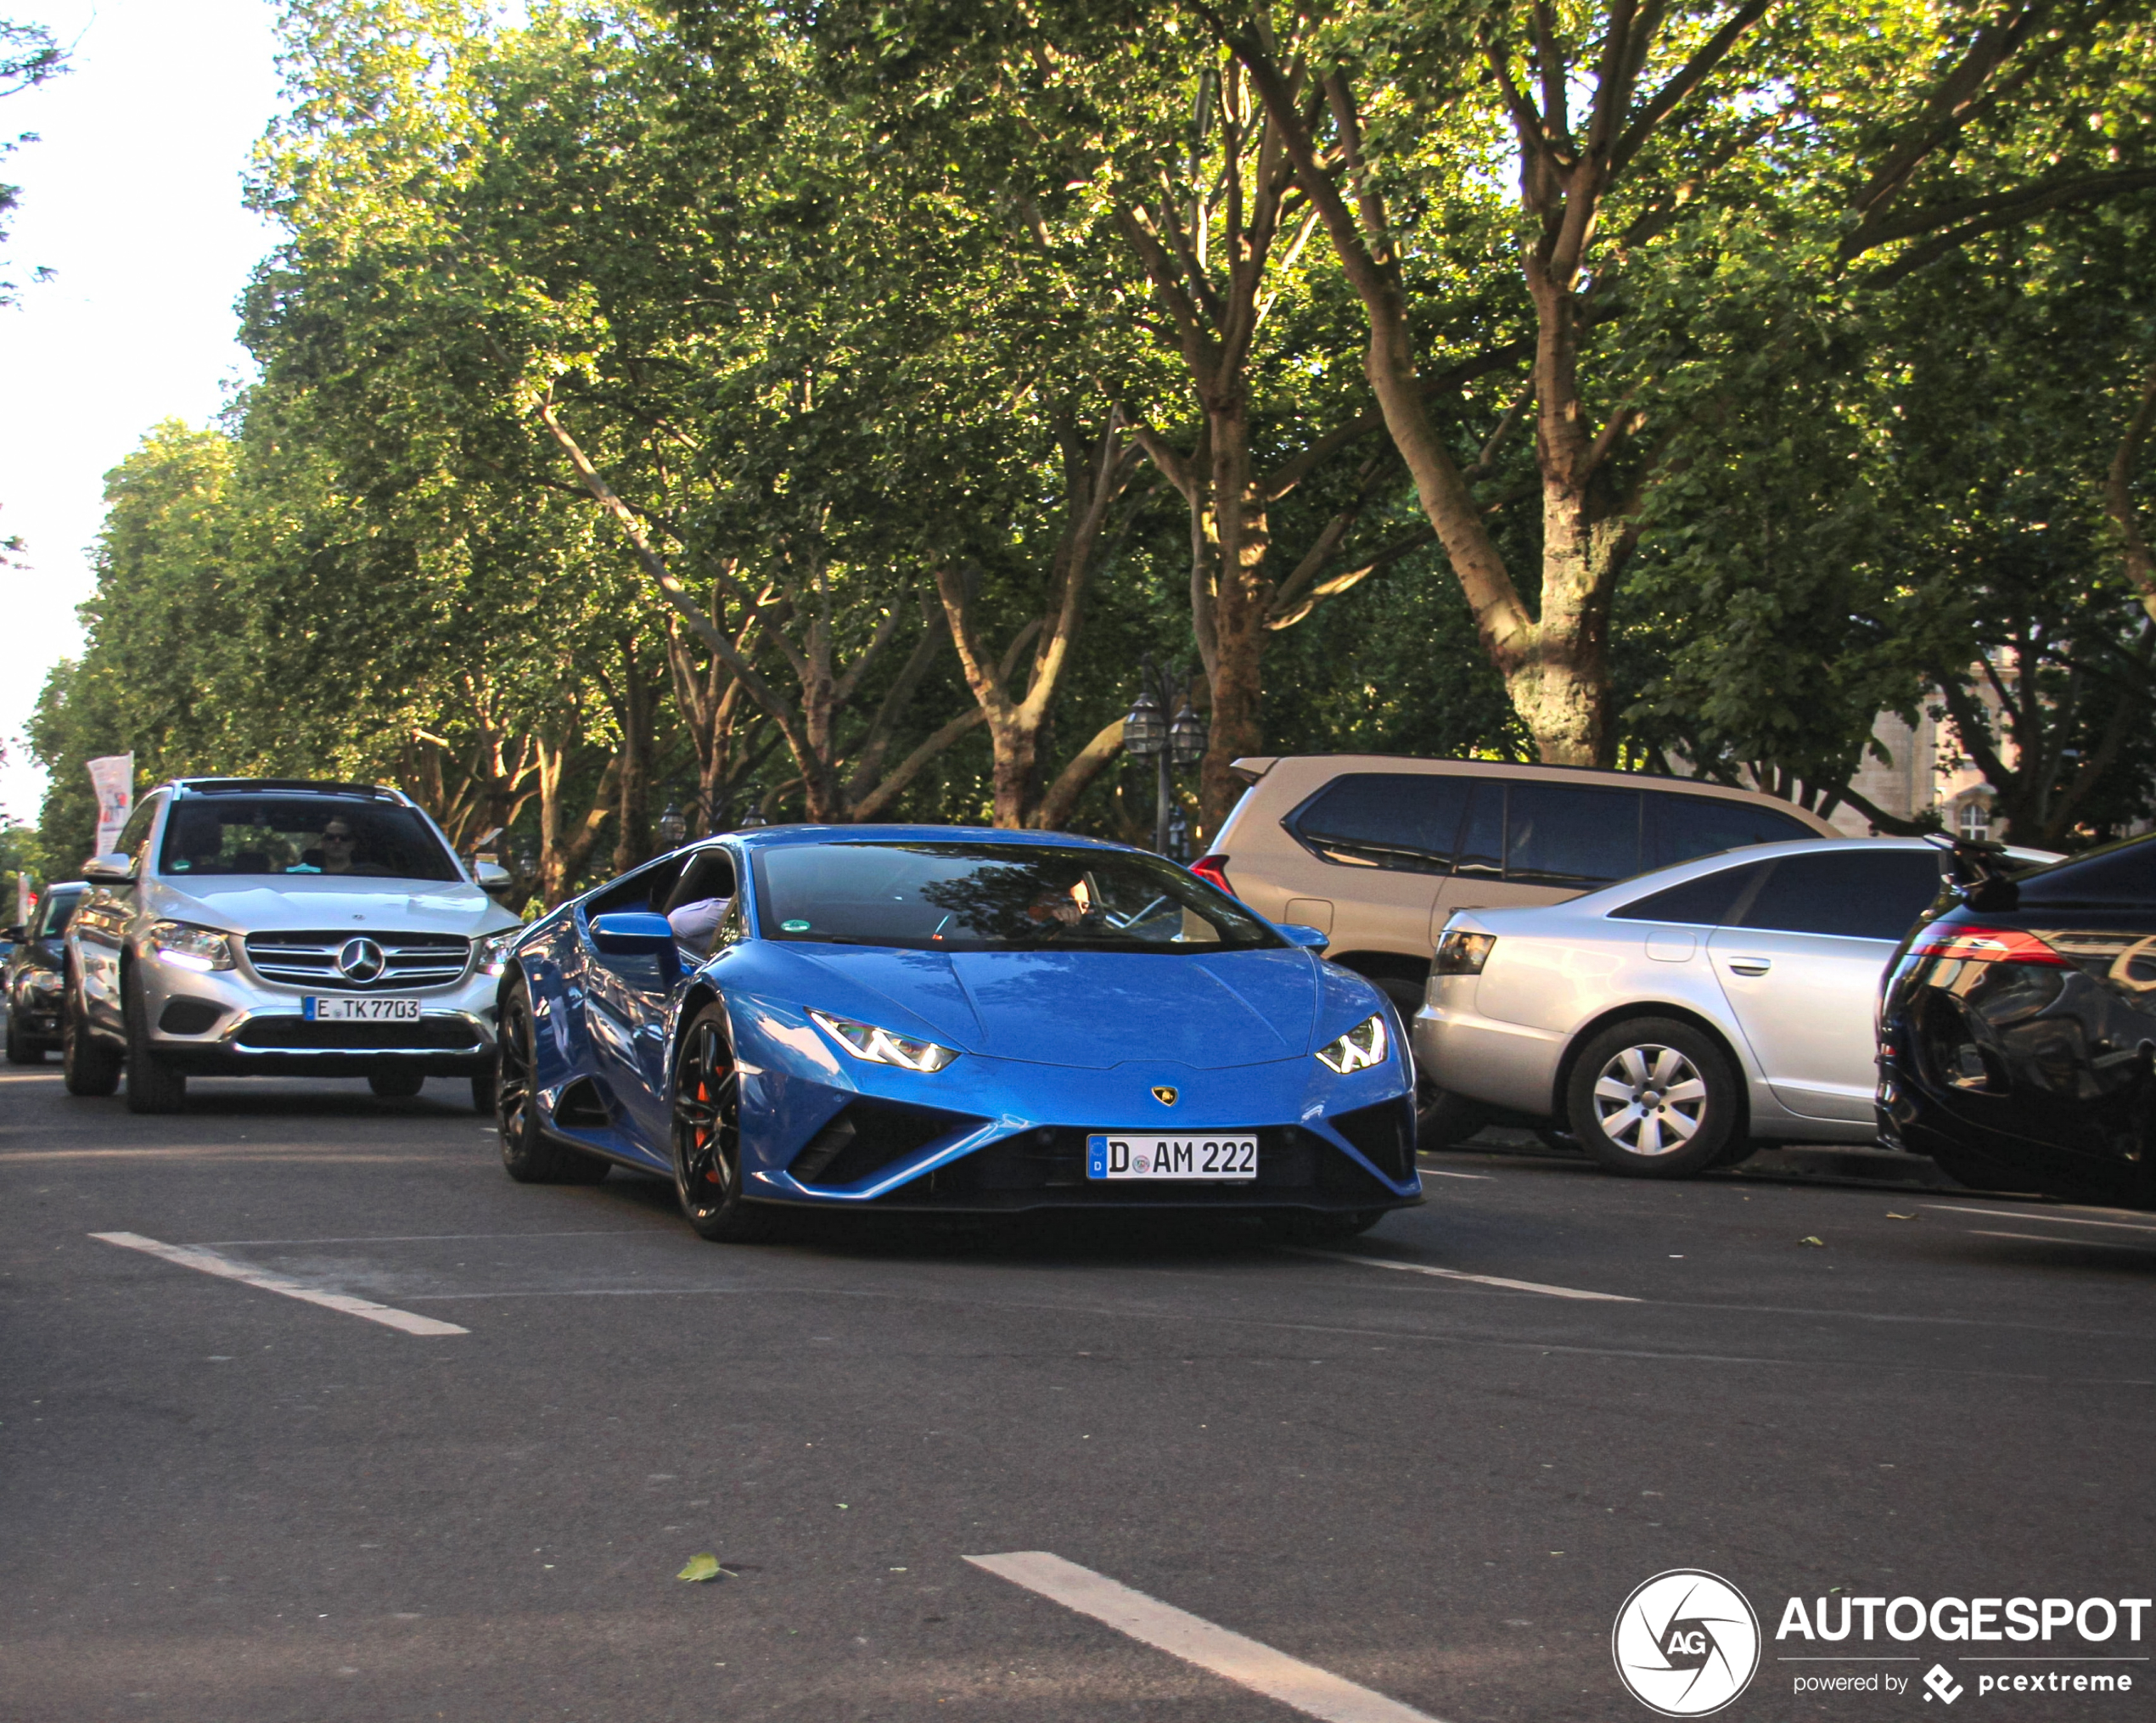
[1413,838,1978,1176]
[63,777,523,1114]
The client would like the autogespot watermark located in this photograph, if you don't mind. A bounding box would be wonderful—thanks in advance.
[1612,1569,1763,1716]
[1613,1575,2151,1711]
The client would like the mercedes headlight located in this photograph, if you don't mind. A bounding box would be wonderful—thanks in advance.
[478,928,523,978]
[1316,1013,1389,1075]
[148,920,235,973]
[810,1010,959,1073]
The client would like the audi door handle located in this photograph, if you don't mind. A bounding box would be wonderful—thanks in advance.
[1727,957,1772,976]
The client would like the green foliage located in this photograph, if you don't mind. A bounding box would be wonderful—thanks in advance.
[25,0,2156,867]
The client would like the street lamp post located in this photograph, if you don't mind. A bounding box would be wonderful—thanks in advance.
[656,801,688,851]
[1122,659,1208,859]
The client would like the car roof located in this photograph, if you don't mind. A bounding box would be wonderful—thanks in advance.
[1224,754,1839,829]
[723,823,1143,855]
[171,777,401,800]
[1456,835,1947,926]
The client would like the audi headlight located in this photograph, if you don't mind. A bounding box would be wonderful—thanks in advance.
[1435,929,1496,975]
[148,920,235,973]
[1316,1013,1389,1075]
[809,1010,959,1073]
[478,928,523,978]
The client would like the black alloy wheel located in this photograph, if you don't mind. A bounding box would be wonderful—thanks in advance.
[1565,1015,1738,1178]
[368,1069,426,1099]
[495,978,608,1185]
[671,1002,772,1243]
[62,981,121,1097]
[122,967,187,1115]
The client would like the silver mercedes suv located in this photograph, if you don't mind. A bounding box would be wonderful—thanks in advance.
[62,777,523,1114]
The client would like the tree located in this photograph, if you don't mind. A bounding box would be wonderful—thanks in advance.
[1208,0,2155,767]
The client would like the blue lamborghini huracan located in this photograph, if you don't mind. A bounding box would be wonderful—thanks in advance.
[493,827,1420,1240]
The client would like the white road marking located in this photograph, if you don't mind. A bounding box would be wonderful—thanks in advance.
[1415,1169,1493,1181]
[89,1232,469,1335]
[1285,1248,1639,1303]
[966,1551,1445,1723]
[200,1230,661,1247]
[1926,1204,2156,1234]
[1968,1230,2155,1253]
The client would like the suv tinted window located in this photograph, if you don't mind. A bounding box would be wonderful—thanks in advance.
[159,798,459,882]
[1648,790,1817,868]
[115,793,161,859]
[1611,861,1768,926]
[1739,850,1944,940]
[1506,783,1642,887]
[36,888,84,938]
[2017,833,2156,907]
[1290,774,1472,874]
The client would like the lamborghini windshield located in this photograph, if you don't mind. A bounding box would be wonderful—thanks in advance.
[752,842,1282,953]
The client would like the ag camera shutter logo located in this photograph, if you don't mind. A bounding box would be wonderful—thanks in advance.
[1613,1569,1761,1715]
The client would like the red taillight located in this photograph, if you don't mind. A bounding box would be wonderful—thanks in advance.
[1190,854,1234,896]
[1909,923,2069,967]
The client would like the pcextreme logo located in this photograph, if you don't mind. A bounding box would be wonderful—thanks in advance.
[1613,1569,1763,1716]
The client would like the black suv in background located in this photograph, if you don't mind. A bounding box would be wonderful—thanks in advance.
[5,881,87,1063]
[1880,832,2156,1209]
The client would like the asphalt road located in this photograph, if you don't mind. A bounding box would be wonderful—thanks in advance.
[3,1067,2151,1723]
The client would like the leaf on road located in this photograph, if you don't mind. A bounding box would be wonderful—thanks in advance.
[677,1553,728,1583]
[1885,1212,1917,1221]
[1798,1235,1825,1247]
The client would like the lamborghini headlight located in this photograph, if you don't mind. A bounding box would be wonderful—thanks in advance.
[147,920,235,973]
[1316,1013,1389,1075]
[478,928,522,978]
[810,1010,959,1073]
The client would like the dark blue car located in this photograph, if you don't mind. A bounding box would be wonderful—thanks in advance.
[493,826,1419,1240]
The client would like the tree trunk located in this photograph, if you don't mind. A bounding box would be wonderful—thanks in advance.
[537,738,618,906]
[1199,395,1269,827]
[609,637,656,873]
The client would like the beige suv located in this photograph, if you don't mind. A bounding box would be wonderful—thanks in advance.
[1193,755,1837,1013]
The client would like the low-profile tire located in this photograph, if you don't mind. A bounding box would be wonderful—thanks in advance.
[1565,1016,1737,1178]
[5,1009,44,1064]
[496,979,609,1186]
[62,986,121,1097]
[368,1069,426,1099]
[122,971,188,1115]
[1264,1209,1385,1243]
[1416,1076,1492,1147]
[671,1002,776,1243]
[469,1071,495,1115]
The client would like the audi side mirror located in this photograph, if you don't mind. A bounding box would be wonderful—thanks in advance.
[82,851,138,884]
[474,860,513,890]
[1277,923,1331,952]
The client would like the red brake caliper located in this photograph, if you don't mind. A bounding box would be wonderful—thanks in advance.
[694,1070,719,1182]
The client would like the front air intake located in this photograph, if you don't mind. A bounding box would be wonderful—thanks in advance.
[789,1099,983,1189]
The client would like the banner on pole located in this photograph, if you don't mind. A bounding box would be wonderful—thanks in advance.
[13,871,32,929]
[87,754,135,859]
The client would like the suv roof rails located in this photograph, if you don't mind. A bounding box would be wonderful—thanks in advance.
[176,777,395,800]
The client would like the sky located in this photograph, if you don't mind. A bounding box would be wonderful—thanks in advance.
[0,0,284,830]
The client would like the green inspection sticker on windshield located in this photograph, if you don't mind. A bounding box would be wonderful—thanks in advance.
[782,918,811,932]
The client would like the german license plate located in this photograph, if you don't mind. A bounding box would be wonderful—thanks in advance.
[305,996,422,1022]
[1086,1134,1258,1181]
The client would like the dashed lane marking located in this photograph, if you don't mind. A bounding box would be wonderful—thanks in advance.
[1968,1229,2156,1253]
[966,1551,1446,1723]
[1925,1204,2156,1234]
[1283,1247,1640,1302]
[89,1232,469,1336]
